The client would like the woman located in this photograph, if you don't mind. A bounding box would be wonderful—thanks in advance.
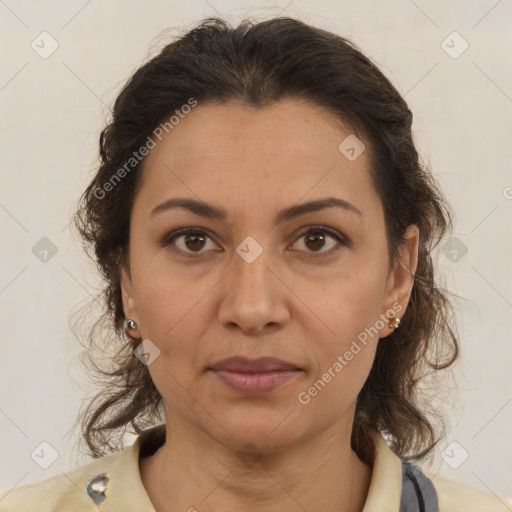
[1,16,510,512]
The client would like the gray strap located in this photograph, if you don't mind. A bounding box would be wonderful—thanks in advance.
[399,461,439,512]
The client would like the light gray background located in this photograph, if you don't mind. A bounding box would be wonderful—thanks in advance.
[1,0,511,501]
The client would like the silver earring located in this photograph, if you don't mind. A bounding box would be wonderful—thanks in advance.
[123,318,137,331]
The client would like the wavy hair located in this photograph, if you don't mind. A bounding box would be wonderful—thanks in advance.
[72,16,459,464]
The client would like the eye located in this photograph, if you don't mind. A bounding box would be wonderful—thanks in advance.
[161,225,347,257]
[291,226,346,255]
[161,227,218,256]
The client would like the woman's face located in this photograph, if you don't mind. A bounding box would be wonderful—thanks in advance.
[121,98,418,452]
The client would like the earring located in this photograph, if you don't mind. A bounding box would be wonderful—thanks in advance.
[123,318,137,331]
[389,316,400,330]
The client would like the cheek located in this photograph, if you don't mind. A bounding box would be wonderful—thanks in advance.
[297,264,386,399]
[130,262,218,390]
[137,294,209,411]
[136,287,208,366]
[307,262,387,347]
[129,245,206,338]
[297,287,381,412]
[296,346,376,427]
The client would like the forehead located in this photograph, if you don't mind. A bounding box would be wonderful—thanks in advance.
[145,99,356,164]
[134,99,382,227]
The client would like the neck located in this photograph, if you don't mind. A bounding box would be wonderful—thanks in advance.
[139,417,372,512]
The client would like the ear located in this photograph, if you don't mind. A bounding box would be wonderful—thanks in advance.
[379,224,419,338]
[120,263,141,338]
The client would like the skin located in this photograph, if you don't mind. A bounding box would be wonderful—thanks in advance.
[120,98,419,512]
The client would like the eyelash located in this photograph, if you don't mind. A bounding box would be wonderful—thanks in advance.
[160,225,348,257]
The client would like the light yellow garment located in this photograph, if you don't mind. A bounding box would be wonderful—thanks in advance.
[0,424,510,511]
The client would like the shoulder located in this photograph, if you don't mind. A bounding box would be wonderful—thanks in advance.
[0,425,164,511]
[0,448,127,512]
[427,471,512,512]
[0,452,122,511]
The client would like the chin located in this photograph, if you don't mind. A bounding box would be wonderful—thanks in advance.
[206,405,306,452]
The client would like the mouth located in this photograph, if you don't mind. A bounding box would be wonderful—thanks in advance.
[207,357,304,394]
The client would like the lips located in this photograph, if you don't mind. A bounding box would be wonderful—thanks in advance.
[208,357,303,394]
[209,356,301,372]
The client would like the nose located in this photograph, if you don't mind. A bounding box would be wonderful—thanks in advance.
[217,247,290,335]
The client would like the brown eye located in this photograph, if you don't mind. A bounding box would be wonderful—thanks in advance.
[182,233,207,251]
[292,227,345,254]
[162,226,347,257]
[162,228,218,255]
[304,231,327,251]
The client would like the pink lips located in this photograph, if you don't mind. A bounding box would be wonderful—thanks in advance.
[208,357,303,394]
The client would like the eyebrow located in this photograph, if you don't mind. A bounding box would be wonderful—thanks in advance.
[150,196,362,223]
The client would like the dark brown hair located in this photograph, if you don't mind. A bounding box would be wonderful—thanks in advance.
[73,16,459,464]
